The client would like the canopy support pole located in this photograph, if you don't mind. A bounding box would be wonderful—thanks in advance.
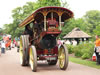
[59,16,61,30]
[44,16,46,31]
[51,12,53,20]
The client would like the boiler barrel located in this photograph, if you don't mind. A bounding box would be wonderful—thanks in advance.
[38,35,56,49]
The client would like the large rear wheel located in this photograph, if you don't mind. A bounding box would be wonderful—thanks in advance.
[58,44,68,70]
[19,36,26,66]
[24,35,29,65]
[29,45,37,72]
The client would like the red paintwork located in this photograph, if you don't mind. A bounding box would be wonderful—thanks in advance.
[36,46,58,56]
[53,46,58,54]
[46,31,61,34]
[19,6,73,27]
[34,6,73,16]
[40,30,61,37]
[37,47,58,60]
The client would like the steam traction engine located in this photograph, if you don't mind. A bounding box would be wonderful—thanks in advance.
[19,6,73,72]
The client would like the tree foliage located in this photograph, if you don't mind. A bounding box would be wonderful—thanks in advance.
[93,25,100,36]
[37,0,61,7]
[83,10,100,35]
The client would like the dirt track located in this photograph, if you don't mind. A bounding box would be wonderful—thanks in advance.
[0,48,100,75]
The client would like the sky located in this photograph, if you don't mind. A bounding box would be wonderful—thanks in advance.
[0,0,100,28]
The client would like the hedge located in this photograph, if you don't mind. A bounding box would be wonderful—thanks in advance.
[66,42,94,59]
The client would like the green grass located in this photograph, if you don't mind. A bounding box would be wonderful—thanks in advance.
[69,56,100,69]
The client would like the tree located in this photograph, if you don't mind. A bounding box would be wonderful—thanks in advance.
[61,0,69,8]
[93,25,100,36]
[0,28,3,34]
[37,0,61,7]
[3,2,35,38]
[0,28,3,40]
[83,10,100,35]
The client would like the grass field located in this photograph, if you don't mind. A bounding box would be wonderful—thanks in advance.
[69,56,100,69]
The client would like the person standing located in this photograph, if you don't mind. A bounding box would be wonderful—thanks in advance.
[95,35,100,65]
[1,41,6,53]
[57,38,62,48]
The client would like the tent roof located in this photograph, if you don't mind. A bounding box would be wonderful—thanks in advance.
[63,27,91,39]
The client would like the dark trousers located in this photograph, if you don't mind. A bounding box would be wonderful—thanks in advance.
[96,53,100,64]
[95,47,100,64]
[1,48,5,53]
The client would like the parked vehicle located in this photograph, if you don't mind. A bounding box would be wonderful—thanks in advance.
[19,6,73,72]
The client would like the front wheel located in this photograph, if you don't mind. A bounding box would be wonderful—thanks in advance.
[58,44,68,70]
[29,45,37,72]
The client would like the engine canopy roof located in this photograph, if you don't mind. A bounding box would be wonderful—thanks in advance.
[19,6,74,27]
